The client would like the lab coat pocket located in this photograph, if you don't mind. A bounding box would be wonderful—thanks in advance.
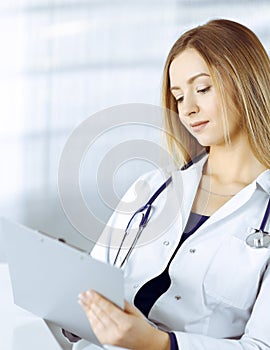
[203,235,269,310]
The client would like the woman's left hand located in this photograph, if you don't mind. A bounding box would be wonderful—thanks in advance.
[78,290,170,350]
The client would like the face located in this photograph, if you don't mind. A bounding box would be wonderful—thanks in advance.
[169,48,242,147]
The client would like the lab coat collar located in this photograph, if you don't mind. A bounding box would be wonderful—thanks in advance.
[172,155,270,231]
[256,169,270,195]
[172,154,207,229]
[202,169,270,232]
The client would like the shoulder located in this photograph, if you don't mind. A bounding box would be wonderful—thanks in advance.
[120,168,171,204]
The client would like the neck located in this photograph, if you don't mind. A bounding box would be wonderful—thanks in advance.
[206,141,267,186]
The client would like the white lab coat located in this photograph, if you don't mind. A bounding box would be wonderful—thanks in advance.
[90,155,270,350]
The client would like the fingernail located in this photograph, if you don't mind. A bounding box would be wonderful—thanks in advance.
[86,290,94,299]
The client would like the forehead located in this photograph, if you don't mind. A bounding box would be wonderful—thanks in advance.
[169,48,211,87]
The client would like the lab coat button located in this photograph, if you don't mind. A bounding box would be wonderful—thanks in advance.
[174,295,182,300]
[189,248,196,253]
[163,240,170,246]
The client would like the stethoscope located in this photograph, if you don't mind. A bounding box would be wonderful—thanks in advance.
[109,176,173,268]
[246,198,270,248]
[108,155,270,268]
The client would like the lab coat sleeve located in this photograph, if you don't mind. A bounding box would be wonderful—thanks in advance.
[173,261,270,350]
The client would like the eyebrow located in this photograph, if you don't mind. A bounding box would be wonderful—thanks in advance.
[170,72,210,92]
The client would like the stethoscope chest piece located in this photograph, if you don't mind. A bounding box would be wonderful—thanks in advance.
[246,228,270,249]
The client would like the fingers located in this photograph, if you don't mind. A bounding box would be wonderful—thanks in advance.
[79,290,122,316]
[79,291,143,320]
[78,290,163,349]
[79,291,144,322]
[78,290,121,328]
[78,290,131,345]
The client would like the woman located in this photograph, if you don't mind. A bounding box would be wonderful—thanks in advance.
[77,19,270,349]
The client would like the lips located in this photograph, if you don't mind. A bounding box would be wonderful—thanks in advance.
[191,121,208,127]
[190,120,209,132]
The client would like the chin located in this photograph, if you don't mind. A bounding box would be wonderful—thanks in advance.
[195,135,224,147]
[195,138,211,147]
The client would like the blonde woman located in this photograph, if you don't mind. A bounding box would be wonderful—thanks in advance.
[75,19,270,350]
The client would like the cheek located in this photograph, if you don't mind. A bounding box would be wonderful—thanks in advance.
[209,97,221,114]
[209,103,223,127]
[178,115,185,124]
[178,112,188,125]
[178,116,190,130]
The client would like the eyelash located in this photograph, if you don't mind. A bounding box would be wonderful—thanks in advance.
[175,86,211,104]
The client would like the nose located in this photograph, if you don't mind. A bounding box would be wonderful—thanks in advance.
[182,94,199,117]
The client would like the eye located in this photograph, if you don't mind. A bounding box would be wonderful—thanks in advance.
[197,86,211,94]
[175,95,184,104]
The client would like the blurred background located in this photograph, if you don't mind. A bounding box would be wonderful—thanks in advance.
[1,0,270,260]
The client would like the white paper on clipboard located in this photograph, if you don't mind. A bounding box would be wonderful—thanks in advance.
[2,218,124,346]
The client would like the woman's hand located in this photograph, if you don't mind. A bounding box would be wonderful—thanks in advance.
[78,290,170,350]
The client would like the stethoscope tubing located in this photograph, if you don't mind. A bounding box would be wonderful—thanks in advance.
[260,197,270,231]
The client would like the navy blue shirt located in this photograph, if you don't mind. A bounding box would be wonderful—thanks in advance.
[134,212,209,350]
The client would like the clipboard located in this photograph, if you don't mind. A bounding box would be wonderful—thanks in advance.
[2,218,124,345]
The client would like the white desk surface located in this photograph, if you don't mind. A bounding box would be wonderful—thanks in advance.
[0,263,65,350]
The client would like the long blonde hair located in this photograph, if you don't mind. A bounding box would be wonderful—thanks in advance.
[162,19,270,168]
